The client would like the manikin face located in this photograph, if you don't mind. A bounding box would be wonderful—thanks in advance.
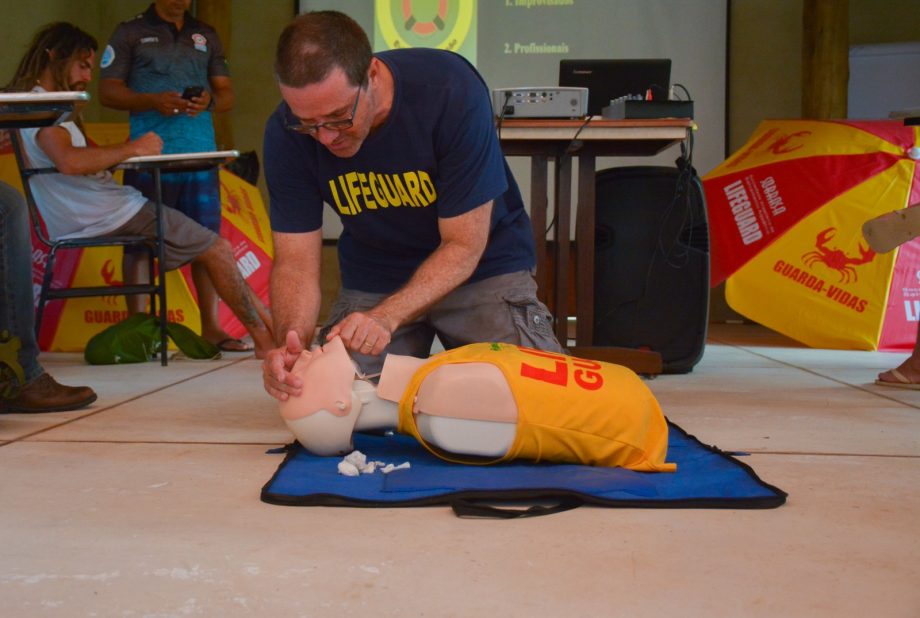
[277,337,362,456]
[280,337,357,422]
[279,65,372,159]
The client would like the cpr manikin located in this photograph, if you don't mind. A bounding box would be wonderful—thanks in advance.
[278,337,676,472]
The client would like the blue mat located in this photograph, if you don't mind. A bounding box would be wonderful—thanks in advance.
[261,420,786,517]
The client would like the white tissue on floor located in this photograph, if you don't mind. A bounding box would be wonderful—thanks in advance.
[338,450,410,476]
[343,450,377,473]
[337,460,360,477]
[381,462,410,474]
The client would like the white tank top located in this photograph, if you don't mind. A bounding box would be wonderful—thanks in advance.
[20,121,147,240]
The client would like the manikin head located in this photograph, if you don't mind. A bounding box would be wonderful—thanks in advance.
[278,336,423,456]
[278,337,364,456]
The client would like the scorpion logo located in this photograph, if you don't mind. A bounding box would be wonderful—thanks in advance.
[801,227,875,283]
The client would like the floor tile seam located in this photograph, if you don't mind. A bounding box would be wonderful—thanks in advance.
[0,357,255,448]
[12,439,284,446]
[720,342,920,411]
[6,437,917,458]
[725,450,920,459]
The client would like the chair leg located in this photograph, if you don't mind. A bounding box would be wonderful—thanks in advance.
[159,287,168,366]
[153,251,168,367]
[146,245,156,317]
[34,296,47,342]
[35,247,59,341]
[150,172,169,367]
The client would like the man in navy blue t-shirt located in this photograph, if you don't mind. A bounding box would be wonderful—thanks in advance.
[262,10,562,401]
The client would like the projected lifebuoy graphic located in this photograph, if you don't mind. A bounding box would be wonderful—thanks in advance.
[374,0,476,63]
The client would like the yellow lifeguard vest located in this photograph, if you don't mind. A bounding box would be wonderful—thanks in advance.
[397,343,675,472]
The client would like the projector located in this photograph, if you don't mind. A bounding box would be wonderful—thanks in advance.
[492,87,588,119]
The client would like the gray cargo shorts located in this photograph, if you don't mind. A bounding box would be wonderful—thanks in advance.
[316,270,565,376]
[109,201,217,271]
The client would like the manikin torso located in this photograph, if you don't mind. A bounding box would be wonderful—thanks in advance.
[278,337,517,457]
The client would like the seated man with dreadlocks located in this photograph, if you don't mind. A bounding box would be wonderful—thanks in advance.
[6,22,273,358]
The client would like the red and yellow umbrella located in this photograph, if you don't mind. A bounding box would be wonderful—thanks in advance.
[704,119,920,350]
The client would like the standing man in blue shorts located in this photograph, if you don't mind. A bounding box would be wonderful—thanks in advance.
[261,10,563,401]
[98,0,248,352]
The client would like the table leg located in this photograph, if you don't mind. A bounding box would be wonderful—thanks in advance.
[575,154,596,347]
[153,169,169,366]
[529,155,548,303]
[553,155,572,345]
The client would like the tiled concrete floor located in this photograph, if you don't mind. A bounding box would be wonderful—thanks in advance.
[1,323,918,617]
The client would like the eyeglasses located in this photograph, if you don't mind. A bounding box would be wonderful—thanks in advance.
[286,85,362,136]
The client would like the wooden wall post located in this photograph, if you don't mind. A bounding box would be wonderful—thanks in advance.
[802,0,849,119]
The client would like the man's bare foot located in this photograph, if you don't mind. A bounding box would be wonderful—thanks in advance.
[877,357,920,387]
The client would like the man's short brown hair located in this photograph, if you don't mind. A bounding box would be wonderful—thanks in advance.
[274,11,372,88]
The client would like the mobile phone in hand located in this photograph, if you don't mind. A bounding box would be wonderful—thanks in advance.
[182,86,204,100]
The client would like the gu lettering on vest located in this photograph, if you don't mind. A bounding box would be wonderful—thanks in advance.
[328,170,437,216]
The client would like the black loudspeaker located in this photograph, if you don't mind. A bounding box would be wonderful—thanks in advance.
[593,163,709,373]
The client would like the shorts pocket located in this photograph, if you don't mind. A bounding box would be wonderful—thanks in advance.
[504,293,563,352]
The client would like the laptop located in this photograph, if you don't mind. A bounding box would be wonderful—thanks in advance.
[559,59,672,116]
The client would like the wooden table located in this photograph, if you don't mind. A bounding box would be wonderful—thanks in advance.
[498,117,692,370]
